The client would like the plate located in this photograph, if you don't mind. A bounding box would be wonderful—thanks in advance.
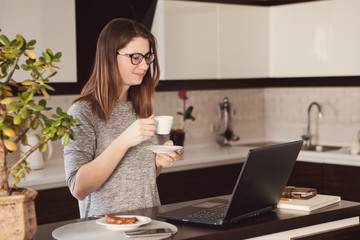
[95,215,151,230]
[145,145,183,153]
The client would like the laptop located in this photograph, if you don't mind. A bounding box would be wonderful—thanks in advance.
[157,140,303,226]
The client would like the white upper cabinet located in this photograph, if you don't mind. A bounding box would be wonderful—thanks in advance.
[152,0,268,80]
[218,4,269,78]
[270,0,360,77]
[153,0,360,80]
[0,0,77,83]
[152,0,218,80]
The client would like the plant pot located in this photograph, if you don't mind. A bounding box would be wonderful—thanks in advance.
[0,188,38,240]
[170,129,185,146]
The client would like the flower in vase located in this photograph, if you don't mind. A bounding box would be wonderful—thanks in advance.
[176,90,195,130]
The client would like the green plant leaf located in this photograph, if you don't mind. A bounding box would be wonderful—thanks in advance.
[0,34,10,45]
[63,133,70,146]
[43,83,55,91]
[31,117,40,129]
[4,52,16,59]
[69,130,77,140]
[15,34,25,49]
[21,91,30,100]
[32,66,41,77]
[10,101,23,108]
[29,103,44,112]
[46,48,53,56]
[39,56,46,63]
[53,119,61,127]
[13,114,21,125]
[42,52,51,62]
[56,107,63,115]
[27,39,36,47]
[20,107,30,119]
[1,65,7,74]
[38,99,47,106]
[39,143,47,152]
[0,123,8,130]
[54,52,62,59]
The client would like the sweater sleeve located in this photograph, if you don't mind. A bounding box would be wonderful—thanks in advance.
[63,101,96,194]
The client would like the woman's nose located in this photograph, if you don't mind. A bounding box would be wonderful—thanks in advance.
[138,60,149,70]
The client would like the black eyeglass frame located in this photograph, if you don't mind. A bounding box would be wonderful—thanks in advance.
[117,51,155,65]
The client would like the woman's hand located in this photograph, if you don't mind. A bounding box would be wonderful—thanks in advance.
[119,115,156,148]
[155,140,183,168]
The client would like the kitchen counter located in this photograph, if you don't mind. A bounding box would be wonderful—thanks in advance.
[36,195,360,240]
[16,141,360,191]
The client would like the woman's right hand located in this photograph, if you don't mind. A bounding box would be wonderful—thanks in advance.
[119,115,156,148]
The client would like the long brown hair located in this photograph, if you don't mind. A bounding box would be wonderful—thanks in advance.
[75,18,160,121]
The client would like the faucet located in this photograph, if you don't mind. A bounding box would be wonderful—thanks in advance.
[216,97,240,146]
[301,102,323,148]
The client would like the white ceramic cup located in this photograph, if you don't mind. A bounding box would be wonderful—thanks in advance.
[155,116,173,135]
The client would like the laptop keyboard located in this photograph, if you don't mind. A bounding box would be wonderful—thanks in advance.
[188,204,227,221]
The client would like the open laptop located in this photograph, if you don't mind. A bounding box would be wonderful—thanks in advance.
[157,140,303,226]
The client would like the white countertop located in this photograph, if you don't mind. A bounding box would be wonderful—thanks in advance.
[15,142,360,191]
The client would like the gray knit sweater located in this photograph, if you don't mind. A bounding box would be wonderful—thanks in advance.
[64,100,160,218]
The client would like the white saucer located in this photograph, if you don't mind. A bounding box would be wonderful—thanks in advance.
[145,145,183,153]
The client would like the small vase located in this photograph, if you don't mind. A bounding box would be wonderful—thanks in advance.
[170,129,185,146]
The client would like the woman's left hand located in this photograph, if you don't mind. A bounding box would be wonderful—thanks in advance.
[155,140,183,168]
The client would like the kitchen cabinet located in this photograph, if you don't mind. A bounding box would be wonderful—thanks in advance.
[35,187,79,225]
[35,163,243,224]
[287,161,323,193]
[156,162,243,204]
[1,0,77,84]
[34,161,360,224]
[287,161,360,202]
[152,0,218,80]
[218,4,268,79]
[323,164,360,202]
[152,0,268,80]
[270,0,360,77]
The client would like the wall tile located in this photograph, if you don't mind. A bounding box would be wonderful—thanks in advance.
[48,87,360,149]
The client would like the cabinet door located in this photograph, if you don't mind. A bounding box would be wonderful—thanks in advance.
[287,161,323,192]
[152,0,218,80]
[323,164,360,202]
[270,0,360,77]
[36,187,79,225]
[0,0,77,83]
[218,4,269,78]
[157,163,243,204]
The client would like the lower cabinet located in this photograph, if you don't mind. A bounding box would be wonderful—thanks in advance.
[288,161,360,202]
[35,187,79,225]
[287,161,323,192]
[35,161,360,224]
[35,163,244,224]
[323,164,360,202]
[156,163,244,205]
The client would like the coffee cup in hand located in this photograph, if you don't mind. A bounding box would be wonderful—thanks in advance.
[155,116,173,135]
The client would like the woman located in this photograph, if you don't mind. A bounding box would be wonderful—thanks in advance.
[64,18,181,218]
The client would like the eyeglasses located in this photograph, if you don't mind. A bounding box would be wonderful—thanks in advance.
[117,52,155,65]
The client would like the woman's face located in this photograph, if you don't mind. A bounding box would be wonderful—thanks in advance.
[117,37,151,89]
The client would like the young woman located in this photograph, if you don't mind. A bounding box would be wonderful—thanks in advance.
[64,18,181,218]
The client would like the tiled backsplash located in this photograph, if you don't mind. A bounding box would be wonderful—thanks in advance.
[49,87,360,150]
[264,87,360,146]
[153,89,265,145]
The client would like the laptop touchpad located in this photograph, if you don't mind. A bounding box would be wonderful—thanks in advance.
[193,202,224,208]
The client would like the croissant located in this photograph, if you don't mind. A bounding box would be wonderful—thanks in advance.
[104,214,138,224]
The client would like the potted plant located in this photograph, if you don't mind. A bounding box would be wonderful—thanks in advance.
[0,30,78,239]
[170,90,195,146]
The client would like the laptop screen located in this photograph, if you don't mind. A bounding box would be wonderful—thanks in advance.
[224,140,303,223]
